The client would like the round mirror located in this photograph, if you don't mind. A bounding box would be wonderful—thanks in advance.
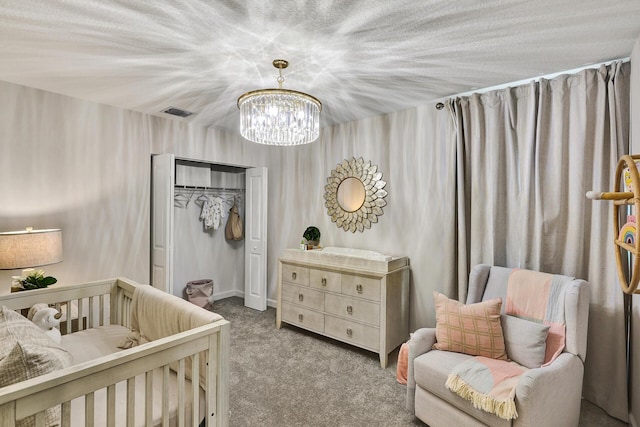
[324,157,387,233]
[337,177,366,212]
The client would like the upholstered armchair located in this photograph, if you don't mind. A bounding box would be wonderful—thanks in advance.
[406,264,590,427]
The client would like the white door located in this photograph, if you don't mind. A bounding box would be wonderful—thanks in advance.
[244,167,268,310]
[151,153,175,293]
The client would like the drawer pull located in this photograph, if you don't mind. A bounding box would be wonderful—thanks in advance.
[321,278,327,286]
[346,328,353,337]
[298,314,303,322]
[356,284,363,294]
[292,272,297,280]
[347,305,353,315]
[298,293,304,302]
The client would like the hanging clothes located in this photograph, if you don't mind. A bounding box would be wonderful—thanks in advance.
[225,200,244,240]
[200,196,225,230]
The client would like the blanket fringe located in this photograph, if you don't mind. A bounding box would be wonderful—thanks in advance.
[445,374,518,420]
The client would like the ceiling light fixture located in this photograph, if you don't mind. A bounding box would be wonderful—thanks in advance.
[237,59,322,146]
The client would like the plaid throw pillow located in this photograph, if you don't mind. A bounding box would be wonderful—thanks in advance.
[0,306,72,427]
[433,292,507,360]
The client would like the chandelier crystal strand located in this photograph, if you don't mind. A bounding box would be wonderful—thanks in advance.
[238,59,321,145]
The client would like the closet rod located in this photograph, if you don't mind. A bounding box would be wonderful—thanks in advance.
[174,185,245,192]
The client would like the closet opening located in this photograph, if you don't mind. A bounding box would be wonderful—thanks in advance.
[151,154,268,311]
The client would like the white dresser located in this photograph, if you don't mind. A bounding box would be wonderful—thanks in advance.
[276,248,410,368]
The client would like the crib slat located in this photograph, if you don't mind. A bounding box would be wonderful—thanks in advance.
[127,377,136,426]
[88,296,95,328]
[145,370,153,427]
[65,301,72,335]
[77,298,84,331]
[34,411,45,427]
[207,338,217,427]
[123,297,131,328]
[217,321,230,427]
[163,365,170,426]
[85,391,95,427]
[117,291,123,325]
[107,384,116,427]
[124,293,130,326]
[209,336,219,427]
[127,297,132,326]
[61,400,71,427]
[0,401,16,427]
[121,296,126,326]
[99,295,105,326]
[192,353,200,427]
[178,359,185,427]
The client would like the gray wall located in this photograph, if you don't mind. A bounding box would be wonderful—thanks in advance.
[0,81,151,285]
[0,80,456,330]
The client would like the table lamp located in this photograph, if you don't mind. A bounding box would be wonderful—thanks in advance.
[0,227,63,291]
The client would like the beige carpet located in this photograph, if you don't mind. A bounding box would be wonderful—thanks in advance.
[211,297,626,427]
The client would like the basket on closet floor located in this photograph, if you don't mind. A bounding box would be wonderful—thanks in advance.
[184,279,214,310]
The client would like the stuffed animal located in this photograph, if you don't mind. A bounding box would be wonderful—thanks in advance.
[27,302,49,321]
[31,307,63,344]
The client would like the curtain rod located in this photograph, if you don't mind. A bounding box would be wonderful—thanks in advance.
[434,57,630,110]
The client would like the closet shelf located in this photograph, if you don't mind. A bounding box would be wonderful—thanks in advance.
[174,185,245,193]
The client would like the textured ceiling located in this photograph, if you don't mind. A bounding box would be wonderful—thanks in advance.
[0,0,639,134]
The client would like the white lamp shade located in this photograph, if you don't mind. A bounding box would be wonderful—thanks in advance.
[0,228,63,270]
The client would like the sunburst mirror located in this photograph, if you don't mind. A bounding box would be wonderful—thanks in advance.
[324,157,387,232]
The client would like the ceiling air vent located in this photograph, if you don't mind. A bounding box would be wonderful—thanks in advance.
[163,107,194,118]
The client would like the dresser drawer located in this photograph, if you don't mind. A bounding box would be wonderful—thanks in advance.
[324,294,380,325]
[310,268,341,292]
[325,315,379,351]
[282,303,324,333]
[341,274,381,301]
[282,263,310,286]
[282,283,324,311]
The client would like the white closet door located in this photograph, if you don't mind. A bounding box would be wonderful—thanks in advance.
[151,153,175,293]
[244,167,268,311]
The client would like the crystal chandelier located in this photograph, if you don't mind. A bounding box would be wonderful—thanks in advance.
[237,59,322,146]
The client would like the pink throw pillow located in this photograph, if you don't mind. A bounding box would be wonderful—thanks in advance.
[433,292,507,360]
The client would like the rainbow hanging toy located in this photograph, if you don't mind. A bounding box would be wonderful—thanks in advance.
[619,219,636,245]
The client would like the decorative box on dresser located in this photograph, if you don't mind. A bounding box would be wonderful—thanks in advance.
[276,248,410,368]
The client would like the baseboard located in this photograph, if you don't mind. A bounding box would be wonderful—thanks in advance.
[630,411,638,427]
[213,289,238,301]
[215,289,277,308]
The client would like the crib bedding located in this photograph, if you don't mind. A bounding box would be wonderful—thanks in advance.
[60,325,130,364]
[61,322,206,426]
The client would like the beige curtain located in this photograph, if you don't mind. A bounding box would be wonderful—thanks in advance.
[450,62,630,421]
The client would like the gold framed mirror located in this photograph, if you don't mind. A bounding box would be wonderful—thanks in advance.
[324,157,387,232]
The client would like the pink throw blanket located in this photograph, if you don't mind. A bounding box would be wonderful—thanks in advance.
[396,342,409,384]
[446,356,527,419]
[446,269,572,420]
[505,269,570,366]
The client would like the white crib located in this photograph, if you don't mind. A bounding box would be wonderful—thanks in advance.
[0,277,230,427]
